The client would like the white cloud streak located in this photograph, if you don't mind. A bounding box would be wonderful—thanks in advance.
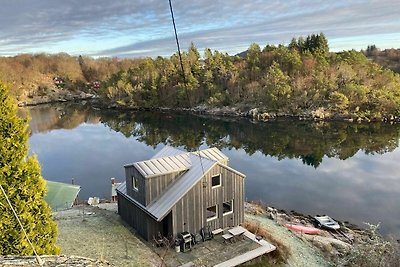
[0,0,399,57]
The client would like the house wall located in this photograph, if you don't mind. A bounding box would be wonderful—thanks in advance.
[145,171,183,206]
[125,166,183,206]
[117,191,165,241]
[122,161,245,240]
[171,164,244,237]
[124,166,146,206]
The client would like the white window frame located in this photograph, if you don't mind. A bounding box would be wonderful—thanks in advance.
[206,205,218,222]
[211,174,221,188]
[132,176,139,191]
[223,200,234,216]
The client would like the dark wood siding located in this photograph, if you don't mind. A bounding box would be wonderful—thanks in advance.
[122,162,244,240]
[117,191,165,241]
[125,166,184,207]
[117,191,149,239]
[145,171,182,206]
[124,166,146,206]
[171,164,244,237]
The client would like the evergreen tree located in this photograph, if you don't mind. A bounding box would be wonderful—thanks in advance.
[297,36,305,52]
[0,82,59,255]
[288,37,299,51]
[246,43,262,81]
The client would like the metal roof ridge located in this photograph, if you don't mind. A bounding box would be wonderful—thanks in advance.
[218,162,246,177]
[146,154,217,221]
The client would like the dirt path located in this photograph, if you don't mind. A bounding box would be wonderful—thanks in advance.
[245,214,332,267]
[54,204,161,267]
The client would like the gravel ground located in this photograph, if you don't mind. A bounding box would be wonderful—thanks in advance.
[245,214,332,267]
[54,204,161,267]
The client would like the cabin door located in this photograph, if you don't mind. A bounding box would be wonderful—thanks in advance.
[162,212,173,237]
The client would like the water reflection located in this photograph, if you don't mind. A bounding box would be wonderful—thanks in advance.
[23,102,400,237]
[25,103,400,168]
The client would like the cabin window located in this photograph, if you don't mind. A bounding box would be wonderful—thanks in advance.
[223,200,233,215]
[206,205,218,221]
[211,174,221,188]
[132,176,139,191]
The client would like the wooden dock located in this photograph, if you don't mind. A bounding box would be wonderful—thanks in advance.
[214,226,276,267]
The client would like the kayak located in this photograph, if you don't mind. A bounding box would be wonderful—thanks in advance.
[285,224,321,235]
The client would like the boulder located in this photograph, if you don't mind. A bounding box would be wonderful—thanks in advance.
[312,108,329,120]
[248,108,258,118]
[259,112,270,121]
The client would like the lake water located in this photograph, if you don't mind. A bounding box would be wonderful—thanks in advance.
[22,102,400,237]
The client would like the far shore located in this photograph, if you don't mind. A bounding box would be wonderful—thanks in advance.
[19,95,400,124]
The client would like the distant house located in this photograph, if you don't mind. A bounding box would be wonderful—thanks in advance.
[116,146,245,241]
[91,81,101,90]
[53,77,64,88]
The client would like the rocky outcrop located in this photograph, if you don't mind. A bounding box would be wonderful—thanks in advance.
[18,93,96,107]
[0,255,113,266]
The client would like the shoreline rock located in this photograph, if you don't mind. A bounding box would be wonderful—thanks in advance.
[0,255,112,266]
[17,93,97,107]
[19,96,400,123]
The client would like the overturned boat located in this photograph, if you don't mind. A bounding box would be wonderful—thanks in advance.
[314,215,340,230]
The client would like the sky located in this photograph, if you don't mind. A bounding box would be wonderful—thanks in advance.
[0,0,399,58]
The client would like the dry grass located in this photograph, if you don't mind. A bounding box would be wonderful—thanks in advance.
[242,220,291,265]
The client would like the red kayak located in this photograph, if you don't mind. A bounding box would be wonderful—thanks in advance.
[285,224,320,235]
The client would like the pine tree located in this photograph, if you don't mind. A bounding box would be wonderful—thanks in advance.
[0,82,59,255]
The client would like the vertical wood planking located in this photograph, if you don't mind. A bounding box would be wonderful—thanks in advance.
[121,157,245,240]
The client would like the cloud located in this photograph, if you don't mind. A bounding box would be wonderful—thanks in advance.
[0,0,399,57]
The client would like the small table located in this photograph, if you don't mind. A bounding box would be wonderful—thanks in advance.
[228,226,246,241]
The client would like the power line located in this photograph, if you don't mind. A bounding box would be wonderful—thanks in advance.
[167,1,206,178]
[0,184,44,266]
[168,0,191,107]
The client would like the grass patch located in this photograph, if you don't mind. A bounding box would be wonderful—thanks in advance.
[242,220,291,265]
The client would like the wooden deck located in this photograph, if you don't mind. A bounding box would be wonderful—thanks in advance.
[214,226,276,267]
[174,226,276,267]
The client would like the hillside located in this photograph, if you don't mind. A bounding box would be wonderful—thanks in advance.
[98,34,400,121]
[1,34,400,121]
[364,46,400,73]
[0,54,142,103]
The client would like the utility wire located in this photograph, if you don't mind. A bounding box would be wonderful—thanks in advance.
[0,184,44,266]
[168,0,191,107]
[167,0,206,177]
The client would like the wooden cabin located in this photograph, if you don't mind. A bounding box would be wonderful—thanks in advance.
[116,146,245,241]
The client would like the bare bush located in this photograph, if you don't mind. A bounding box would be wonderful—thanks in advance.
[339,223,400,267]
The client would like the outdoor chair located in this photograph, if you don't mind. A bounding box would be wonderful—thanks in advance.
[200,226,213,242]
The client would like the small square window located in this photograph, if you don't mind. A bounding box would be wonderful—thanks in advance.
[211,174,221,188]
[132,176,139,191]
[223,200,233,215]
[206,205,218,221]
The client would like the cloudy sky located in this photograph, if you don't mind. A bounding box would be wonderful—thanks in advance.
[1,0,399,58]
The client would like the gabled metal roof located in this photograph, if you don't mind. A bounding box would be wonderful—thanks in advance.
[192,147,229,163]
[118,146,245,222]
[151,146,185,159]
[133,153,191,178]
[146,154,217,221]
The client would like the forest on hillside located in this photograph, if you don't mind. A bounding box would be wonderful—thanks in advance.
[0,54,142,98]
[1,33,400,120]
[100,33,400,120]
[364,45,400,73]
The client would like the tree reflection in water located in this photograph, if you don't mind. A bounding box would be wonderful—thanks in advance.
[25,102,400,168]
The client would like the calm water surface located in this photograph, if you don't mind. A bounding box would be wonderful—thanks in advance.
[23,103,400,237]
